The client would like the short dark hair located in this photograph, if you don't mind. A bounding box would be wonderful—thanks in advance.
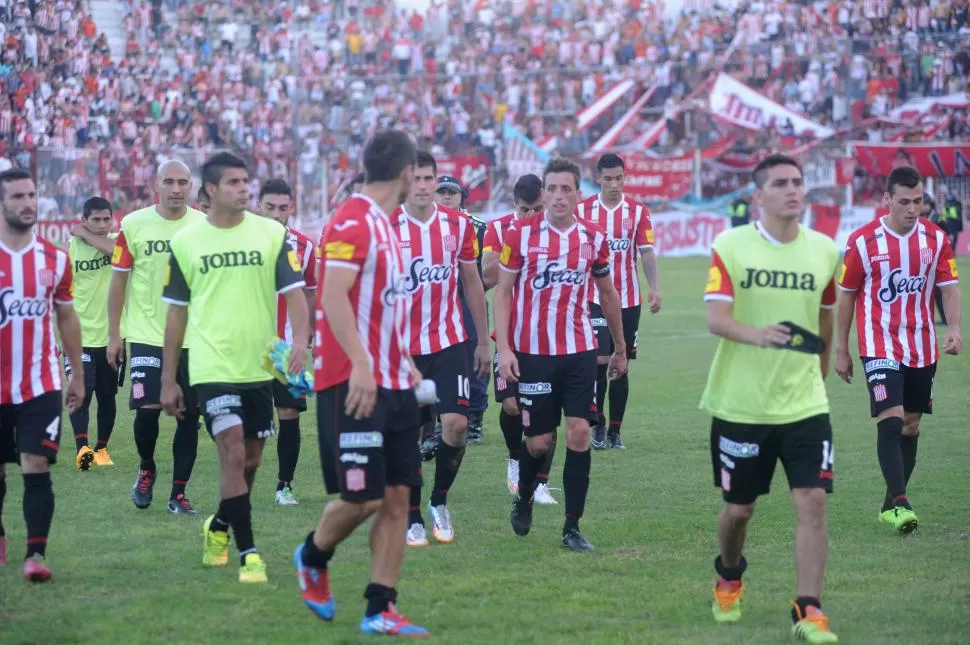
[513,174,542,204]
[362,130,417,183]
[83,196,112,217]
[415,150,437,175]
[887,166,922,195]
[201,152,248,188]
[752,154,802,188]
[543,157,581,190]
[0,168,32,200]
[259,178,292,201]
[596,153,624,173]
[197,185,210,203]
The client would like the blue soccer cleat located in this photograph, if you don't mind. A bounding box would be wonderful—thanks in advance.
[293,544,335,621]
[360,606,431,638]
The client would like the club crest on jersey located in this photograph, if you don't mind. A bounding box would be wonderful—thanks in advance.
[443,234,458,252]
[404,257,453,293]
[0,288,50,327]
[531,261,585,290]
[39,269,55,287]
[579,243,594,260]
[919,247,934,265]
[877,268,926,303]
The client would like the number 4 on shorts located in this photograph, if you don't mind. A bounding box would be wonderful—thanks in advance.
[45,418,59,442]
[821,440,834,473]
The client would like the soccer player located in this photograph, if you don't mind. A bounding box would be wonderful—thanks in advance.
[66,197,120,470]
[577,153,662,450]
[395,152,489,547]
[835,166,962,535]
[161,152,309,584]
[256,178,317,506]
[108,160,205,514]
[294,130,430,636]
[702,155,840,643]
[435,175,489,443]
[495,158,628,552]
[0,168,85,580]
[482,174,558,505]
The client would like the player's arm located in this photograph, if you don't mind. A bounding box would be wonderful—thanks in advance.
[53,267,85,412]
[302,241,318,345]
[160,252,190,418]
[72,226,116,255]
[593,274,626,356]
[819,276,837,379]
[493,233,523,381]
[277,241,309,373]
[834,239,864,382]
[107,230,133,365]
[704,250,791,347]
[936,241,962,354]
[481,223,501,290]
[636,210,661,313]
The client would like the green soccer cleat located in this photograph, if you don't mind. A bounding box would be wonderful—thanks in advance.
[202,515,230,567]
[711,579,743,623]
[239,553,268,583]
[791,604,838,643]
[889,507,919,535]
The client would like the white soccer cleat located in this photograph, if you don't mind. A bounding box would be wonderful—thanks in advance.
[533,483,558,505]
[429,503,455,543]
[275,486,299,506]
[406,522,429,547]
[507,459,519,495]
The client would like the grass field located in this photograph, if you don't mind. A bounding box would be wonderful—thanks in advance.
[1,256,968,645]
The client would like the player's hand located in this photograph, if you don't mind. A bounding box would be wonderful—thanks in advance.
[473,342,491,379]
[834,347,853,384]
[71,224,87,239]
[759,324,791,349]
[65,373,85,413]
[288,344,308,376]
[346,360,377,420]
[107,336,124,368]
[497,349,519,383]
[647,288,662,314]
[161,380,185,419]
[608,350,628,380]
[943,326,962,355]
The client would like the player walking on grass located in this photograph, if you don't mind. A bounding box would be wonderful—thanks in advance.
[66,197,120,471]
[482,174,558,504]
[161,153,309,584]
[0,168,85,580]
[395,152,490,548]
[835,167,961,536]
[702,155,840,643]
[294,130,430,637]
[256,179,317,507]
[108,160,205,514]
[495,158,627,552]
[577,153,661,450]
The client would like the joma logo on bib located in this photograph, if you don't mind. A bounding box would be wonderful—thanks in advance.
[74,256,111,272]
[739,268,817,291]
[200,251,265,274]
[144,240,172,256]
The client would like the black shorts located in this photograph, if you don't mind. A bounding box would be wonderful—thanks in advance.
[589,303,640,359]
[710,414,835,505]
[64,346,118,399]
[316,382,421,502]
[861,357,936,417]
[492,351,516,403]
[128,343,196,412]
[195,382,275,441]
[273,379,308,412]
[0,391,64,465]
[413,342,469,420]
[515,350,598,436]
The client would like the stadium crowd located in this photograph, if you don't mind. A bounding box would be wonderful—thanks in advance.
[0,0,969,219]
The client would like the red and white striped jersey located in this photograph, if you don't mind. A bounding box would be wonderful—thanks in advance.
[392,204,478,356]
[277,227,316,343]
[500,214,610,355]
[482,212,516,255]
[576,195,654,307]
[1,236,74,405]
[314,195,413,391]
[839,217,959,368]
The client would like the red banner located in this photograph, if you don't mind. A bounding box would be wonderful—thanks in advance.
[35,220,82,246]
[436,156,490,203]
[623,155,694,201]
[853,143,970,178]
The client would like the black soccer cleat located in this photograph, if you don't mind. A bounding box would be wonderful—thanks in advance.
[591,425,607,450]
[419,433,439,462]
[562,527,594,552]
[510,496,533,536]
[167,495,200,515]
[607,432,626,450]
[466,414,484,445]
[131,469,156,509]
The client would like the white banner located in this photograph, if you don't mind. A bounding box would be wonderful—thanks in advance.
[709,73,834,138]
